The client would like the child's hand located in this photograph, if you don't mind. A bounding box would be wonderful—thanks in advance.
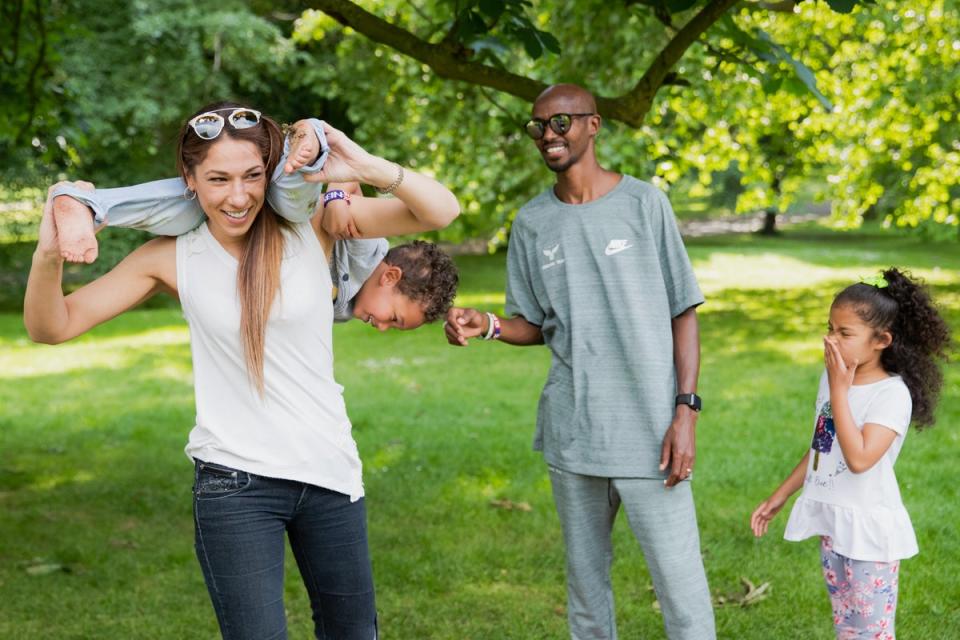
[443,307,487,346]
[321,200,360,240]
[824,336,857,391]
[750,495,786,537]
[303,122,376,183]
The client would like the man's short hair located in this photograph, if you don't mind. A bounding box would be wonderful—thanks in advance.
[384,241,459,322]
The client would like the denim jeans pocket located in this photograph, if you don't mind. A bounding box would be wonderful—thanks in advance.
[194,460,252,500]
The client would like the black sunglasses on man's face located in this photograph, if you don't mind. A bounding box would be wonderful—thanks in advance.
[524,113,595,140]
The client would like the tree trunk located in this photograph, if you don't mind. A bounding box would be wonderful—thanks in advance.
[759,208,778,235]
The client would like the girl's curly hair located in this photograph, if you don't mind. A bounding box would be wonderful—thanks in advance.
[833,267,952,428]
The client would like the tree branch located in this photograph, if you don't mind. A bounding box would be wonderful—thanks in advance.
[306,0,740,127]
[16,0,47,145]
[307,0,549,102]
[478,86,515,121]
[2,0,24,65]
[610,0,742,125]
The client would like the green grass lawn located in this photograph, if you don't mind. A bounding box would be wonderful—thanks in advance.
[1,225,958,639]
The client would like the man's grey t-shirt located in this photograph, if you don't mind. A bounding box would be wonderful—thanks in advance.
[505,175,704,477]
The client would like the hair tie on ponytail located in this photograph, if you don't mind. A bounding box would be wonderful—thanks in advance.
[860,273,889,289]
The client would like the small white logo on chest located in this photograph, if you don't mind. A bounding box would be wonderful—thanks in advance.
[541,244,564,270]
[604,239,633,256]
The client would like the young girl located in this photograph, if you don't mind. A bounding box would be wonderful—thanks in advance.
[750,267,951,640]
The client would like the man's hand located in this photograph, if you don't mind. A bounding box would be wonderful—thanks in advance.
[659,406,698,488]
[443,307,487,346]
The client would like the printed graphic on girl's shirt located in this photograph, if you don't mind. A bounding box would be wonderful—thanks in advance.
[812,401,835,471]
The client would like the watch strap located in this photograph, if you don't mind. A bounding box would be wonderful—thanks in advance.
[675,393,702,412]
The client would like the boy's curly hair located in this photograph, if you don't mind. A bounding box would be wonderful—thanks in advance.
[384,241,459,322]
[833,267,952,428]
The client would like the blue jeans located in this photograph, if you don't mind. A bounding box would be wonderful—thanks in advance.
[192,460,377,640]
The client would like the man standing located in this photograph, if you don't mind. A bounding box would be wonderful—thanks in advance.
[444,84,715,640]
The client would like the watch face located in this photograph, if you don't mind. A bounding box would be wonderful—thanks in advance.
[677,394,701,411]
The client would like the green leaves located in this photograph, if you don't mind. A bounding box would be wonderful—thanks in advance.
[3,0,956,238]
[715,16,832,110]
[631,0,704,12]
[447,0,561,61]
[757,30,833,111]
[825,0,862,13]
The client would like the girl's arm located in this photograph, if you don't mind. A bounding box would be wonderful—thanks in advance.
[303,122,459,238]
[24,194,175,344]
[824,337,899,473]
[750,451,809,537]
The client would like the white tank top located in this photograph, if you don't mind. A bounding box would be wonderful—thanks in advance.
[176,221,363,500]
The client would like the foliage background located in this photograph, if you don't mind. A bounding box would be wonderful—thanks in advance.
[2,1,959,637]
[3,1,959,246]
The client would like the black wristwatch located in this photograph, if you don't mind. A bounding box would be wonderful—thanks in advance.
[675,393,702,412]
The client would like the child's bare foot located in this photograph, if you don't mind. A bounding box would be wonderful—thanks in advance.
[284,121,320,174]
[52,192,98,263]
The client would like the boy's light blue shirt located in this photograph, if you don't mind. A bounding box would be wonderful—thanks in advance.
[49,118,388,321]
[50,118,330,231]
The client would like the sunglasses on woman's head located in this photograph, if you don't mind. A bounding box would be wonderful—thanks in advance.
[523,112,595,140]
[188,108,262,140]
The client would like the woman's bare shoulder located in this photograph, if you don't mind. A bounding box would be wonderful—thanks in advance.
[123,235,178,291]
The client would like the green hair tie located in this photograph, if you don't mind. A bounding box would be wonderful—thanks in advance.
[860,274,889,289]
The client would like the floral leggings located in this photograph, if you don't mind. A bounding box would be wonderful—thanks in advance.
[821,536,900,640]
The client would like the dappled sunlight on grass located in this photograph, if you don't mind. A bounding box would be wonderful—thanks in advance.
[454,291,506,308]
[74,325,188,348]
[367,439,408,474]
[458,578,561,603]
[3,226,959,639]
[449,469,518,502]
[693,252,960,297]
[30,469,96,492]
[3,347,137,379]
[1,327,189,378]
[695,253,854,294]
[699,285,834,368]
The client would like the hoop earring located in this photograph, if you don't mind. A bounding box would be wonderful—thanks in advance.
[184,186,197,201]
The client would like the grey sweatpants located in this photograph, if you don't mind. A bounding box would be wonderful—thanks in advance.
[548,466,716,640]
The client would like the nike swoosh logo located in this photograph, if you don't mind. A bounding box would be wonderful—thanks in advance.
[604,244,633,256]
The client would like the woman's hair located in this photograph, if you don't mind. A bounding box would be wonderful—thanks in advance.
[833,267,952,428]
[177,101,290,392]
